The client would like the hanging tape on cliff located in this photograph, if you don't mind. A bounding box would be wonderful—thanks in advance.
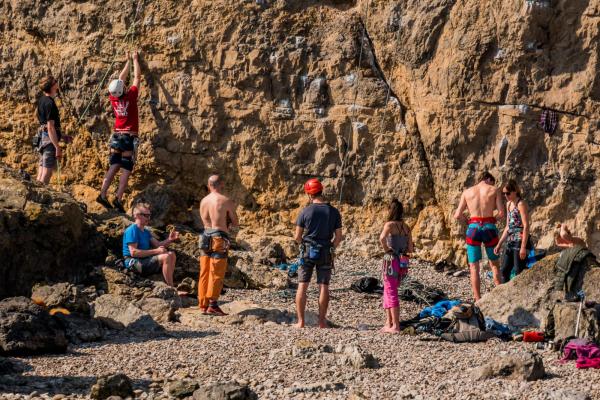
[76,0,146,127]
[338,0,371,203]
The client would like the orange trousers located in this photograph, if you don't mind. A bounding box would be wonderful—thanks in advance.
[198,237,228,308]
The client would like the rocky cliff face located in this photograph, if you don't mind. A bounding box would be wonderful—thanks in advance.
[1,0,599,264]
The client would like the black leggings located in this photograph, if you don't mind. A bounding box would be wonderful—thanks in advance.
[501,243,529,283]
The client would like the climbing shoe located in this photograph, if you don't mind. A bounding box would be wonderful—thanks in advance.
[206,305,228,316]
[112,198,126,213]
[96,195,112,209]
[200,307,208,315]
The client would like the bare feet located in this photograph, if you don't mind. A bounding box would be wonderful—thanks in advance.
[318,320,329,329]
[294,321,305,329]
[381,326,400,334]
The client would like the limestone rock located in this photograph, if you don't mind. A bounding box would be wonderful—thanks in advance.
[193,382,257,400]
[471,351,545,381]
[92,294,162,333]
[53,312,105,344]
[550,302,600,344]
[3,1,600,264]
[166,379,200,398]
[0,297,68,355]
[90,374,134,400]
[0,167,106,298]
[31,283,91,314]
[478,254,600,331]
[334,344,379,369]
[228,253,290,290]
[136,297,176,324]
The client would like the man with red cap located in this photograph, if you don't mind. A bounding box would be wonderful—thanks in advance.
[294,178,343,328]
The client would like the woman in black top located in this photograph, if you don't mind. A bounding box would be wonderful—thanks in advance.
[36,76,62,184]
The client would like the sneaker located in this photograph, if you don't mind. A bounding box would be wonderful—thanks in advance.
[96,195,112,209]
[206,305,228,316]
[112,198,126,213]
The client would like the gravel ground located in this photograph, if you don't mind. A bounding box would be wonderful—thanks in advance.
[1,257,597,400]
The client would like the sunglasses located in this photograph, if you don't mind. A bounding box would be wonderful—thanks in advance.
[137,213,151,218]
[502,191,512,195]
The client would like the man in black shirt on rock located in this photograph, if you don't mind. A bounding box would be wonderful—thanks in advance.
[294,178,343,328]
[36,76,66,184]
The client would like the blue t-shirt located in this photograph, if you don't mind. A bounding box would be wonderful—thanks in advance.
[123,224,153,257]
[295,203,342,246]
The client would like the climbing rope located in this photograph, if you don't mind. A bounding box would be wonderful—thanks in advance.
[76,0,146,127]
[338,0,371,203]
[55,159,62,188]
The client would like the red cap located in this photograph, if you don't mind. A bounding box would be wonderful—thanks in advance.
[304,178,323,195]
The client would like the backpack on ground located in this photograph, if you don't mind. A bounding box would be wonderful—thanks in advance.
[440,303,494,343]
[350,277,382,294]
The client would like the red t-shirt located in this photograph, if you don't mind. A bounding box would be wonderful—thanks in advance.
[109,86,139,134]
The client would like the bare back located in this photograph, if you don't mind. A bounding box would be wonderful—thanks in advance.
[463,182,500,218]
[200,192,238,233]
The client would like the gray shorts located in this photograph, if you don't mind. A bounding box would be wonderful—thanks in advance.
[126,256,161,276]
[298,263,332,285]
[39,144,57,168]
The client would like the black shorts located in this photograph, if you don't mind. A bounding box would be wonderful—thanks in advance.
[110,133,135,152]
[298,262,332,285]
[126,256,161,276]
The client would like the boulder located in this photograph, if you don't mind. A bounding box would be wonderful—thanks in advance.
[471,351,545,381]
[549,303,600,344]
[0,356,26,374]
[0,166,106,298]
[166,379,200,398]
[136,297,176,324]
[478,254,600,330]
[334,344,379,369]
[31,282,91,314]
[0,297,67,355]
[53,313,105,344]
[92,294,162,333]
[227,253,290,290]
[193,382,257,400]
[90,373,134,400]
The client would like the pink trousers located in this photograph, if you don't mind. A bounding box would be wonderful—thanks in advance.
[382,256,408,309]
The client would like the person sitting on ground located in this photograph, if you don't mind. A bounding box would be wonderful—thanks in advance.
[494,179,532,283]
[555,224,587,248]
[97,51,142,213]
[294,178,343,329]
[379,199,413,334]
[123,202,179,288]
[454,171,505,301]
[198,175,239,316]
[36,76,71,184]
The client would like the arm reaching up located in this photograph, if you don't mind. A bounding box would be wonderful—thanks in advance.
[119,53,130,82]
[132,51,141,88]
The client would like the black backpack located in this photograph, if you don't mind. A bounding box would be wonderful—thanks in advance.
[350,277,382,294]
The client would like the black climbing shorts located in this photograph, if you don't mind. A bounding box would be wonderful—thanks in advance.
[126,256,161,276]
[298,262,332,285]
[110,133,135,152]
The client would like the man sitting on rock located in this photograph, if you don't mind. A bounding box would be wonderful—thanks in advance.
[454,171,504,301]
[294,178,343,328]
[198,175,239,316]
[123,202,179,288]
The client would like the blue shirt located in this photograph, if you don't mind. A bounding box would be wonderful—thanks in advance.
[123,224,153,257]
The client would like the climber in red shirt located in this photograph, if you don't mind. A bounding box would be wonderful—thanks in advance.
[97,51,141,213]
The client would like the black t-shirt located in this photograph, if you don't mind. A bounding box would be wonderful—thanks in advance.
[37,95,61,138]
[296,203,342,246]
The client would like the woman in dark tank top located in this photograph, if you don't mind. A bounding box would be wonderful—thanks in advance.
[378,199,414,333]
